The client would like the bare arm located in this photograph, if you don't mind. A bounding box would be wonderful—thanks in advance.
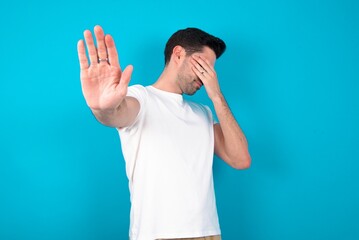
[77,25,139,128]
[91,96,140,128]
[212,95,251,169]
[191,54,251,169]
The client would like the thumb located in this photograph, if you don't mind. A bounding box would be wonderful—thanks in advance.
[119,65,134,88]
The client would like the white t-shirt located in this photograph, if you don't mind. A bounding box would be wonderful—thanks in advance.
[117,85,221,240]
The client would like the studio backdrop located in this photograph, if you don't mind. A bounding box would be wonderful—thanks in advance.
[0,0,358,239]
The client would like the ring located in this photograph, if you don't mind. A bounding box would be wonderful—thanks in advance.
[98,57,109,63]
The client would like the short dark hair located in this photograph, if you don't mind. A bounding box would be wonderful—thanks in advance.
[164,27,226,65]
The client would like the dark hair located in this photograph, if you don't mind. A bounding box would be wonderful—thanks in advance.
[164,27,226,65]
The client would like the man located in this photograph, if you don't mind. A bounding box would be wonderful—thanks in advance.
[77,25,251,240]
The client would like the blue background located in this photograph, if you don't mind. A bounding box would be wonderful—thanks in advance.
[0,0,358,239]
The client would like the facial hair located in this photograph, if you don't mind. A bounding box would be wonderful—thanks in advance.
[177,62,200,96]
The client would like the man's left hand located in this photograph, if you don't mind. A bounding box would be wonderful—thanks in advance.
[191,55,222,100]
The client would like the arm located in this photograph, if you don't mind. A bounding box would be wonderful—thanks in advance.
[77,25,139,128]
[212,95,251,169]
[191,55,251,169]
[91,96,140,128]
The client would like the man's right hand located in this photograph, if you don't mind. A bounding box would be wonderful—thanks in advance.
[77,25,133,111]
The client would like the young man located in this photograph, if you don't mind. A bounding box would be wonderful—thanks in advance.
[77,25,251,240]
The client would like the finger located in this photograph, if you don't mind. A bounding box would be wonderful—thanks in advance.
[77,40,89,70]
[94,25,108,61]
[191,58,209,76]
[84,30,98,65]
[105,34,121,69]
[118,65,134,89]
[201,56,215,72]
[192,55,213,74]
[191,65,207,81]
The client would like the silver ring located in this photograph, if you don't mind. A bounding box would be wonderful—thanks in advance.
[98,58,109,63]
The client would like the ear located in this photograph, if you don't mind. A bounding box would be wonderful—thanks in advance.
[172,45,185,64]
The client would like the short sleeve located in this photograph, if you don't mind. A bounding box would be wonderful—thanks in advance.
[117,84,147,132]
[204,105,218,125]
[213,114,219,125]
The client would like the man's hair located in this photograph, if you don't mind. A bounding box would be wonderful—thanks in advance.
[164,27,226,65]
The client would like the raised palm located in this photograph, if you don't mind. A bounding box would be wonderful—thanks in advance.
[77,25,133,110]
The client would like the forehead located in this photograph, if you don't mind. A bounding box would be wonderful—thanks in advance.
[197,46,216,66]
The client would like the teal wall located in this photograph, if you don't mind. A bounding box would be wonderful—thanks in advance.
[0,0,358,239]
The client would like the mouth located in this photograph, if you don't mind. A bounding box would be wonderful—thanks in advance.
[194,79,203,88]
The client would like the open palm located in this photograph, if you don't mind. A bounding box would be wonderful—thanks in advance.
[77,25,133,111]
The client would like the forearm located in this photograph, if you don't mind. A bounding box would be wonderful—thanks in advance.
[189,54,250,168]
[212,93,250,164]
[91,97,137,128]
[91,107,122,127]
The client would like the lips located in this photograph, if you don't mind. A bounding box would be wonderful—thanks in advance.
[194,80,203,88]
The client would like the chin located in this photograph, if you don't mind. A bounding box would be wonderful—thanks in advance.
[190,89,198,95]
[183,89,196,96]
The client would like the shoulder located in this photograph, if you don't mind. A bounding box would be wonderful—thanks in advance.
[128,84,147,93]
[186,101,212,117]
[189,101,217,124]
[127,84,149,101]
[188,100,211,111]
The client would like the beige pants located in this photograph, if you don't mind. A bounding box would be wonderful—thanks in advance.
[157,235,221,240]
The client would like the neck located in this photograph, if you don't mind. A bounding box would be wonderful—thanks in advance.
[152,66,182,94]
